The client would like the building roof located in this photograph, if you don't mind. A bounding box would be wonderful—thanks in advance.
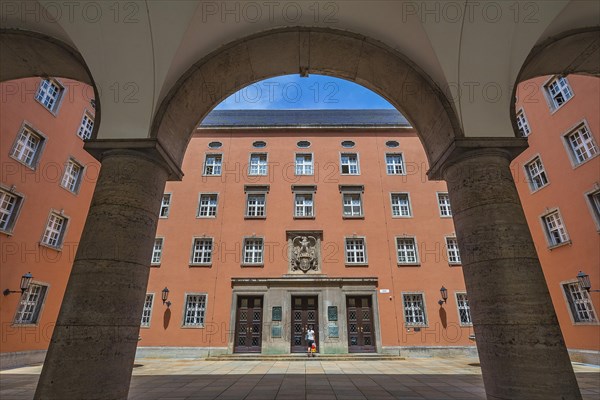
[199,109,411,128]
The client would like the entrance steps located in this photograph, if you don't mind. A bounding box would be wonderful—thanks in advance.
[206,354,405,361]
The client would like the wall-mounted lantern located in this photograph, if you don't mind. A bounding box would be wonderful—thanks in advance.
[577,271,600,293]
[161,287,171,308]
[438,286,448,306]
[3,272,33,296]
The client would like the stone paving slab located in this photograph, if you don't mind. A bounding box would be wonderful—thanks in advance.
[0,357,598,399]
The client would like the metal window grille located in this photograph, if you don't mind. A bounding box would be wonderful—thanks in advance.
[243,238,263,264]
[140,294,154,327]
[403,294,426,325]
[345,238,366,264]
[391,193,410,216]
[183,294,206,326]
[42,213,65,247]
[191,238,213,264]
[386,154,405,174]
[396,238,417,264]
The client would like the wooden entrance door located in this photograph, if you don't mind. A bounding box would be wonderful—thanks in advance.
[291,296,319,353]
[234,296,263,353]
[346,296,376,353]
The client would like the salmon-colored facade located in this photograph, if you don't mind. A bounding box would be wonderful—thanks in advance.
[511,75,600,357]
[0,78,99,363]
[0,75,598,365]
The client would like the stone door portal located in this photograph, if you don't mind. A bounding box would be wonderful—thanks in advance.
[346,296,376,353]
[234,296,263,353]
[291,296,319,353]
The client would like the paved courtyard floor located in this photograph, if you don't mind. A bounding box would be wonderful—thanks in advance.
[1,357,598,399]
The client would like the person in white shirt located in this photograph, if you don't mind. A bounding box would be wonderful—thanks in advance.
[306,325,316,356]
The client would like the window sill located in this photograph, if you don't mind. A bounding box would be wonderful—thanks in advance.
[11,322,41,328]
[159,216,169,219]
[150,263,161,268]
[572,321,600,326]
[140,326,150,329]
[294,216,315,220]
[241,264,264,268]
[39,242,62,252]
[529,183,549,194]
[59,184,80,196]
[35,98,60,117]
[245,216,266,220]
[201,174,222,177]
[448,263,462,267]
[405,324,429,329]
[196,216,217,219]
[458,323,473,327]
[189,263,212,268]
[397,263,420,267]
[439,215,453,219]
[345,263,368,267]
[342,216,364,220]
[572,153,599,170]
[9,155,37,171]
[547,240,572,250]
[0,229,14,237]
[181,325,205,329]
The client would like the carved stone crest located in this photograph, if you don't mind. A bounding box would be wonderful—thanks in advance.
[287,231,322,274]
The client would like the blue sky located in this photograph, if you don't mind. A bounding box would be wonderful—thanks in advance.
[215,74,394,110]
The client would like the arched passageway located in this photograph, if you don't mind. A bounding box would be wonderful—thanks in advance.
[2,26,591,400]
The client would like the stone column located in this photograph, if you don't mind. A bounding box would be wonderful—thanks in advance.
[430,139,581,400]
[34,140,181,400]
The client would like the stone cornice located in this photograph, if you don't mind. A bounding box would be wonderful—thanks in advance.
[84,138,184,181]
[427,137,528,180]
[231,277,378,288]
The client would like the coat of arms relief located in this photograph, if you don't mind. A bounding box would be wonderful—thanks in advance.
[287,232,322,274]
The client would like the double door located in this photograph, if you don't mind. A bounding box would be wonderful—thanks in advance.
[234,296,263,353]
[346,296,376,353]
[291,296,319,353]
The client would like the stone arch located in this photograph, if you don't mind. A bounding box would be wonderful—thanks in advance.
[151,27,463,170]
[510,27,600,136]
[0,29,101,138]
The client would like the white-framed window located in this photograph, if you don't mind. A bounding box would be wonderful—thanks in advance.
[243,238,263,265]
[437,193,452,217]
[203,154,222,175]
[60,158,84,193]
[340,153,359,175]
[396,237,418,264]
[586,189,600,229]
[41,212,68,248]
[563,282,597,323]
[10,126,44,168]
[0,188,23,234]
[197,193,218,217]
[525,157,549,191]
[248,153,268,176]
[151,238,163,265]
[183,294,207,327]
[345,238,367,265]
[294,193,314,217]
[455,293,472,325]
[516,109,531,137]
[77,112,94,140]
[445,237,461,264]
[565,124,598,165]
[542,210,569,246]
[385,153,405,175]
[191,238,213,265]
[545,76,573,111]
[160,194,171,218]
[342,193,363,217]
[403,293,427,326]
[140,293,154,327]
[390,193,411,217]
[246,193,266,218]
[295,153,313,175]
[35,79,63,113]
[13,283,48,325]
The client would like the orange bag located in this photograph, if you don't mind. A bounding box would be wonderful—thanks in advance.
[311,343,317,353]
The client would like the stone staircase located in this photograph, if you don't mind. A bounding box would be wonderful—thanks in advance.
[206,353,405,361]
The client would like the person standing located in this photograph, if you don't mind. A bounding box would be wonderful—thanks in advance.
[306,325,316,356]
